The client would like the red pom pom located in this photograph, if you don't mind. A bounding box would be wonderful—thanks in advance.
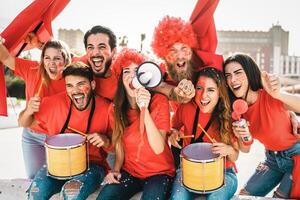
[233,99,248,115]
[232,111,240,121]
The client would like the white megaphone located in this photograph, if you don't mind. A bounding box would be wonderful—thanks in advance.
[131,61,162,134]
[132,61,162,89]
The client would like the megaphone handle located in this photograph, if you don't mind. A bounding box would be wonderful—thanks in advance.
[140,107,145,134]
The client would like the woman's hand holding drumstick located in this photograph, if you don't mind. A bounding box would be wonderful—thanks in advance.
[168,129,194,149]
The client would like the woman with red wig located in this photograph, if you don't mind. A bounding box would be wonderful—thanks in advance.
[97,48,175,200]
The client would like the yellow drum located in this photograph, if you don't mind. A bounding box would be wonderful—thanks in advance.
[181,143,225,193]
[45,133,87,179]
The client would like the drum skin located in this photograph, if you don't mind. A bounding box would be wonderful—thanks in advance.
[45,133,87,179]
[181,143,224,193]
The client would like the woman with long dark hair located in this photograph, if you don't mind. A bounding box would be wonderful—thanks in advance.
[224,54,300,199]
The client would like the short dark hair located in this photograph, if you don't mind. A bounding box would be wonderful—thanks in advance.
[63,62,93,81]
[223,54,263,91]
[83,25,117,50]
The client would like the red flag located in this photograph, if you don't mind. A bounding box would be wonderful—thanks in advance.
[190,0,223,71]
[0,0,70,116]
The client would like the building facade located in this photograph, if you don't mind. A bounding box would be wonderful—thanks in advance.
[217,25,300,79]
[58,28,85,55]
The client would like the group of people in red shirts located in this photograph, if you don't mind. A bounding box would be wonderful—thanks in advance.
[1,4,300,200]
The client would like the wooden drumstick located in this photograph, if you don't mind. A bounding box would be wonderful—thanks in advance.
[180,135,194,139]
[197,123,216,143]
[68,126,87,137]
[36,78,44,97]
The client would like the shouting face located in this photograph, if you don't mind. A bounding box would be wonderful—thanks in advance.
[86,33,115,77]
[195,76,219,113]
[165,42,193,82]
[224,62,249,99]
[122,63,139,98]
[65,75,95,111]
[43,47,66,80]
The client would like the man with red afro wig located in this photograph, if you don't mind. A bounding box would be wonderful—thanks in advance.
[151,0,223,105]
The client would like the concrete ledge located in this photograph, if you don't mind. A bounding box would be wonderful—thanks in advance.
[0,179,295,200]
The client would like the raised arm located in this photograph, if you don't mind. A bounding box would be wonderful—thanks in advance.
[261,71,300,113]
[136,88,169,154]
[18,96,42,127]
[153,79,195,103]
[0,36,15,70]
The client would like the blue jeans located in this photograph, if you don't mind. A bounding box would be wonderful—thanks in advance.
[97,170,174,200]
[27,163,105,200]
[243,141,300,198]
[170,168,237,200]
[22,128,47,179]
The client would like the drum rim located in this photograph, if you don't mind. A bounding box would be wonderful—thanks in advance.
[45,142,86,149]
[180,143,220,163]
[45,133,86,148]
[47,168,88,180]
[180,155,219,163]
[182,180,225,194]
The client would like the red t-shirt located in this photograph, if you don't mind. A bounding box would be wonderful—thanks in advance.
[14,58,65,133]
[94,68,118,101]
[172,101,236,169]
[35,92,111,167]
[244,89,299,151]
[115,94,175,179]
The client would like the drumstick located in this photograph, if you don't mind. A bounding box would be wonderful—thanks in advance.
[68,126,87,137]
[197,123,216,143]
[36,78,44,97]
[180,135,194,139]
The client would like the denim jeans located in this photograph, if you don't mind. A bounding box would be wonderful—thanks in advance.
[97,170,174,200]
[170,168,237,200]
[22,128,47,179]
[27,163,105,200]
[243,141,300,198]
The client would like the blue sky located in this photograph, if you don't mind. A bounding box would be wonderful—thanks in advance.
[1,0,300,55]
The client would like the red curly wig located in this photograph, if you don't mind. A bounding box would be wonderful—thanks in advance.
[151,16,198,59]
[112,48,145,78]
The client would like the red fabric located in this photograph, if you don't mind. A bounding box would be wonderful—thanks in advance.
[14,58,65,132]
[244,90,299,151]
[117,94,175,179]
[172,101,237,169]
[1,0,70,56]
[35,92,111,167]
[0,0,69,116]
[0,64,7,116]
[94,68,118,101]
[190,0,223,71]
[291,155,300,199]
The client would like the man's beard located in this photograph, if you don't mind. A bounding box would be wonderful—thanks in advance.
[167,60,194,83]
[93,57,112,78]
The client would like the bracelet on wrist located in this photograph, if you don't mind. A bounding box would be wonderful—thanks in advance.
[241,135,254,146]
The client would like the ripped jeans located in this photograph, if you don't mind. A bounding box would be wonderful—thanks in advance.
[27,163,105,200]
[243,141,300,198]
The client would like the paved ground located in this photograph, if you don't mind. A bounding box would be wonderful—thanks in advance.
[0,101,273,197]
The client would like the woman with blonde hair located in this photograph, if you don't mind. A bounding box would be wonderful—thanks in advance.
[0,35,71,178]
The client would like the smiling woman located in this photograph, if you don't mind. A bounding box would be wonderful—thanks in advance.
[0,37,71,179]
